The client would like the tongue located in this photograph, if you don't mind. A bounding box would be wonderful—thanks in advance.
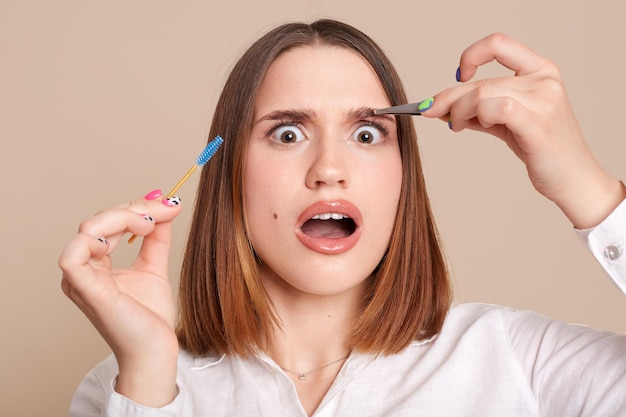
[301,219,352,238]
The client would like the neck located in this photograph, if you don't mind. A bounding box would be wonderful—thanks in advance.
[258,266,364,416]
[259,268,363,377]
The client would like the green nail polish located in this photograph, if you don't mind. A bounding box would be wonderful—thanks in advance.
[417,97,434,112]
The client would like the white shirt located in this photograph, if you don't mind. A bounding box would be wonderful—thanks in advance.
[575,195,626,293]
[70,199,626,417]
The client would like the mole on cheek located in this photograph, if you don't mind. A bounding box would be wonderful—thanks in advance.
[273,213,278,219]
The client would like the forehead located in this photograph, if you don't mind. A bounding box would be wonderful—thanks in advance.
[255,45,391,111]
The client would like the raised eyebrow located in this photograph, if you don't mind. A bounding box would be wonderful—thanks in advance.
[347,106,396,124]
[254,109,316,125]
[253,107,396,125]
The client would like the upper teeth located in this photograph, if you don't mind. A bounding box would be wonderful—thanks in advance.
[312,213,349,220]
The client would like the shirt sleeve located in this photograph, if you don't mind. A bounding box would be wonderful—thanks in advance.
[575,196,626,294]
[69,355,185,417]
[502,307,626,416]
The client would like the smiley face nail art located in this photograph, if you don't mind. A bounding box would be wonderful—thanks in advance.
[140,214,155,222]
[162,196,181,207]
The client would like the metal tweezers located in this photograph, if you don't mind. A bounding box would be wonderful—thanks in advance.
[374,103,423,116]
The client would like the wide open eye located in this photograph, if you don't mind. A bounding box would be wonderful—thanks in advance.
[272,125,306,144]
[352,125,383,144]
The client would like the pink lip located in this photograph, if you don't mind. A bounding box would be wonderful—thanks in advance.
[296,200,362,254]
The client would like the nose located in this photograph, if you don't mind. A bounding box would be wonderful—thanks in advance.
[305,136,350,189]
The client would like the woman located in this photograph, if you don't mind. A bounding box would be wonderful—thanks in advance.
[59,19,626,416]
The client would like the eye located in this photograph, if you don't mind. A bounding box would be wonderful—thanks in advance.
[353,124,384,144]
[271,125,306,144]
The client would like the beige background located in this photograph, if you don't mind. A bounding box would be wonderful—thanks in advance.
[1,0,624,415]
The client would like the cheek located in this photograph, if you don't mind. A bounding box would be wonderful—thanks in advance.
[372,157,403,228]
[243,158,287,236]
[243,154,273,206]
[373,155,403,201]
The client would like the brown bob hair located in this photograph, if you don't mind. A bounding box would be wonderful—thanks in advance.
[177,19,451,357]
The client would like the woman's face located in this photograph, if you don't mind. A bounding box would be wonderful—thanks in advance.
[244,45,402,298]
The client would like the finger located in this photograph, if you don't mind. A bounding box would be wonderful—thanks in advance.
[59,233,113,301]
[451,95,541,162]
[83,196,183,241]
[59,233,110,274]
[445,83,529,134]
[421,74,536,120]
[98,189,163,213]
[458,33,554,81]
[78,208,159,246]
[474,96,543,152]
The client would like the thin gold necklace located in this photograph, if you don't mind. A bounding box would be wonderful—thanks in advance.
[279,355,350,381]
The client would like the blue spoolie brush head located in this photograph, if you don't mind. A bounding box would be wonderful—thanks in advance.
[196,135,224,166]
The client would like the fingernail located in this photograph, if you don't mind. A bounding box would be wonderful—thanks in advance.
[144,189,162,200]
[417,97,434,113]
[447,115,453,130]
[140,213,155,222]
[162,196,181,207]
[97,237,109,245]
[455,67,461,82]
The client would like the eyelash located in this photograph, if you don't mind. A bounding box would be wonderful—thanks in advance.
[266,120,302,138]
[265,120,391,143]
[362,121,390,137]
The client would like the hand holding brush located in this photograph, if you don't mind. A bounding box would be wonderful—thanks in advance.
[128,135,224,243]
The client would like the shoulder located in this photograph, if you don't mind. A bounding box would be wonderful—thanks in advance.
[444,302,562,332]
[404,302,558,355]
[412,302,624,364]
[434,302,543,340]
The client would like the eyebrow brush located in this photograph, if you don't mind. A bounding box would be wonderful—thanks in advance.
[128,135,224,244]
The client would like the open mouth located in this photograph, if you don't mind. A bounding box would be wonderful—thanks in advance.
[300,213,357,238]
[296,200,362,254]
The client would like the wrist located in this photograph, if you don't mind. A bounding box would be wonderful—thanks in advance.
[115,350,179,408]
[557,174,626,230]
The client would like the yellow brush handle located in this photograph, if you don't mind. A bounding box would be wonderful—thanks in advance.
[127,165,198,244]
[165,165,197,198]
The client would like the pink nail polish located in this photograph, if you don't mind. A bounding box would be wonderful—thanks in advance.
[144,189,162,200]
